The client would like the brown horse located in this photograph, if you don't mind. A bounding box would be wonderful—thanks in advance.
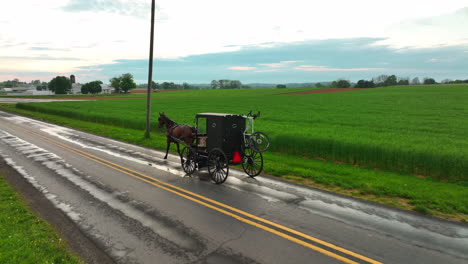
[157,112,195,159]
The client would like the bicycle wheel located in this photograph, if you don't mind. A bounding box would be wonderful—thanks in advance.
[249,131,270,153]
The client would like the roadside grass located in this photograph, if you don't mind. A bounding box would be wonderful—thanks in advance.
[14,85,468,182]
[0,171,81,263]
[1,104,467,222]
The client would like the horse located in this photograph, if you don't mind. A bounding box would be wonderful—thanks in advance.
[157,112,195,159]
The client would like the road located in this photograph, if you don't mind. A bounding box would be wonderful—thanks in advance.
[0,110,467,264]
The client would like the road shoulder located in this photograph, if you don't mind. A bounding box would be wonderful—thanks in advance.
[0,158,115,264]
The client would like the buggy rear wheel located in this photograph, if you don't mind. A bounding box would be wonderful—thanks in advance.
[242,147,263,177]
[249,131,270,153]
[207,148,229,184]
[181,146,196,175]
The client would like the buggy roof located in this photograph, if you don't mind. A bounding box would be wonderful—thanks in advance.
[196,113,244,118]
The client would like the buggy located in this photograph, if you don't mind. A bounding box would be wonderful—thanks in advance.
[179,111,270,184]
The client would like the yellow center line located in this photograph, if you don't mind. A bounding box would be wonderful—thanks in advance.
[21,127,383,264]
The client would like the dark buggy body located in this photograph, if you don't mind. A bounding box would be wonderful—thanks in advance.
[180,112,269,184]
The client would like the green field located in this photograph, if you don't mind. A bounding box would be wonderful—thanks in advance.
[16,85,468,182]
[0,172,81,263]
[4,84,468,220]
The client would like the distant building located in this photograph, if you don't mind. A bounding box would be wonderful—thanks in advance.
[71,83,82,94]
[101,84,113,94]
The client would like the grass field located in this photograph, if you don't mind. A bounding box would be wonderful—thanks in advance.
[3,84,468,220]
[0,172,81,263]
[15,85,468,182]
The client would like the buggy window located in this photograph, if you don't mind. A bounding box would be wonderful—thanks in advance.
[197,117,207,134]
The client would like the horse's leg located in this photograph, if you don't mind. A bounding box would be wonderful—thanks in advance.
[164,138,170,159]
[176,143,182,162]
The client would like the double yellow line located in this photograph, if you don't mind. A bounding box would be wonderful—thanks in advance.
[22,127,382,264]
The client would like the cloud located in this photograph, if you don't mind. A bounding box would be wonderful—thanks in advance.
[258,60,299,69]
[294,65,385,72]
[228,66,256,71]
[29,47,70,51]
[69,38,468,84]
[375,6,468,49]
[0,55,81,61]
[254,69,279,73]
[61,0,153,18]
[0,41,28,48]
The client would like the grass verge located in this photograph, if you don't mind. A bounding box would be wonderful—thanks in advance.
[0,170,81,263]
[1,103,467,222]
[13,85,468,182]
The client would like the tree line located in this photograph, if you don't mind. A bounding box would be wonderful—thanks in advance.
[146,81,198,90]
[329,75,468,89]
[4,73,468,94]
[210,80,243,89]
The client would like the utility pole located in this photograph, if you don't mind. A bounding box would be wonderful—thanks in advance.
[145,0,155,138]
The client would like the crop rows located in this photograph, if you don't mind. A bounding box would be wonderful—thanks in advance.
[17,85,468,182]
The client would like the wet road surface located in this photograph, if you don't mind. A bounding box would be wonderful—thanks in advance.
[0,110,467,264]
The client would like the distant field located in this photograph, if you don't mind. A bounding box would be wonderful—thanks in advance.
[16,85,468,182]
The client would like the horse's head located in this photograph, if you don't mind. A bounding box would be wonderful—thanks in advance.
[157,112,166,128]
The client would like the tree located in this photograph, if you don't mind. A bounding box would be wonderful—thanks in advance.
[151,81,161,90]
[182,82,190,90]
[48,76,71,94]
[210,80,219,89]
[411,77,420,85]
[91,81,103,94]
[110,76,122,93]
[276,84,287,88]
[211,80,242,89]
[82,80,103,94]
[423,78,436,85]
[81,83,90,94]
[397,79,409,85]
[355,80,375,88]
[120,73,136,93]
[383,75,397,86]
[373,75,389,86]
[228,80,242,89]
[88,81,102,94]
[161,82,176,90]
[315,83,323,88]
[334,79,351,88]
[110,73,136,93]
[36,85,47,91]
[219,80,227,89]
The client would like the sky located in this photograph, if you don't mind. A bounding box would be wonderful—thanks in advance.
[1,0,468,84]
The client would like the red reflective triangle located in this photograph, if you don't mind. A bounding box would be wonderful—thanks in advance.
[232,151,242,163]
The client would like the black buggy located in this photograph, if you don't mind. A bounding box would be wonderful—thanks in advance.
[179,111,270,184]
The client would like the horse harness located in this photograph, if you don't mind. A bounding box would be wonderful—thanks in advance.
[166,123,194,141]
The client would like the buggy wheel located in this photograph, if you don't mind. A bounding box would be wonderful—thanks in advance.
[242,148,263,177]
[207,148,229,184]
[249,131,270,153]
[181,146,196,175]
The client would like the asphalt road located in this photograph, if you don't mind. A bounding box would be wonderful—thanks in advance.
[0,110,467,264]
